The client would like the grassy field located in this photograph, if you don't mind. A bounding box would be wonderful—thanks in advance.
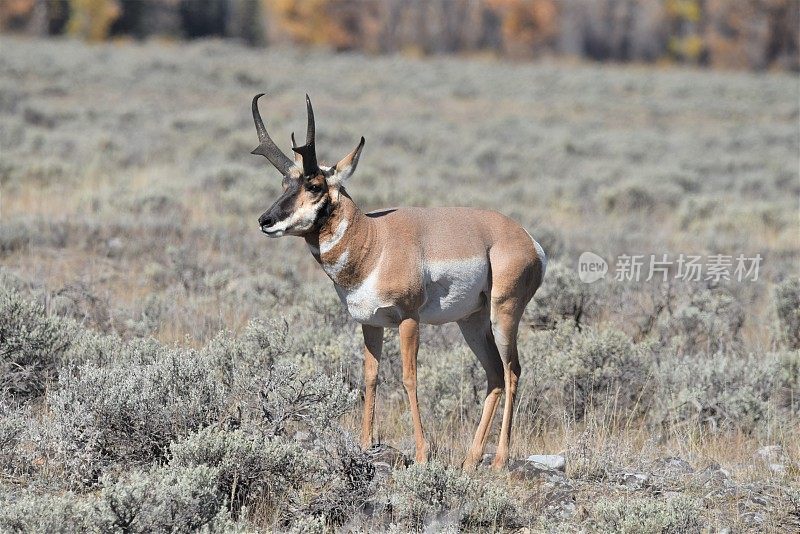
[1,36,798,532]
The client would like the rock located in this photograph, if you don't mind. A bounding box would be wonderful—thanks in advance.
[661,456,693,473]
[511,460,566,482]
[699,463,730,487]
[618,472,650,488]
[526,454,566,472]
[740,512,764,526]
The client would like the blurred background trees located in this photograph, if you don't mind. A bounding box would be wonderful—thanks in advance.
[0,0,797,70]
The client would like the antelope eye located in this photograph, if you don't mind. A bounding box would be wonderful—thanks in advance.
[306,183,323,194]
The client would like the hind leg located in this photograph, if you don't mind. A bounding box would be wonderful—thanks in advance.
[489,296,524,470]
[458,306,505,469]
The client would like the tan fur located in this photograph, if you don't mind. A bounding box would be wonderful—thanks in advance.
[307,194,543,314]
[256,99,544,469]
[302,189,544,468]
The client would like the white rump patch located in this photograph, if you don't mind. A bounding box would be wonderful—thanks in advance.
[533,238,547,277]
[320,218,348,254]
[526,230,547,277]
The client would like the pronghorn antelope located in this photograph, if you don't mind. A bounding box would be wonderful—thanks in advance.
[251,94,546,469]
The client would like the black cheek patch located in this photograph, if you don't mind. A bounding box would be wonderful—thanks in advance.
[312,196,333,230]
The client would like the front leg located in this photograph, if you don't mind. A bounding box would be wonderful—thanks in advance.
[399,317,428,462]
[360,324,383,449]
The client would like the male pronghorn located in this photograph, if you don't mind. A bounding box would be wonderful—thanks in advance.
[251,94,546,469]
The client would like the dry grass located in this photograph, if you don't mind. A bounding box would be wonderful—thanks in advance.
[0,35,798,531]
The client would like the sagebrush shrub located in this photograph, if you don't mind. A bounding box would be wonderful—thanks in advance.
[775,350,800,413]
[658,288,744,355]
[287,431,377,529]
[0,287,74,401]
[391,461,475,530]
[201,319,290,396]
[287,514,328,534]
[592,495,702,533]
[46,345,229,485]
[775,278,800,349]
[0,488,100,534]
[651,351,782,432]
[525,261,600,329]
[98,465,235,533]
[552,325,650,421]
[169,426,317,516]
[416,344,483,422]
[258,362,357,439]
[602,180,682,214]
[461,483,525,531]
[0,403,28,478]
[391,462,525,531]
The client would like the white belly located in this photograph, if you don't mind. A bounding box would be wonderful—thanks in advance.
[419,257,488,325]
[334,256,489,327]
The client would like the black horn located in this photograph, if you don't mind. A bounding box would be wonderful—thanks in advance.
[250,94,294,175]
[304,94,315,146]
[291,94,319,176]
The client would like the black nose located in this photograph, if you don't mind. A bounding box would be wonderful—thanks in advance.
[259,215,275,230]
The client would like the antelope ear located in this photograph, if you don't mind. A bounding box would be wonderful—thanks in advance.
[328,137,365,187]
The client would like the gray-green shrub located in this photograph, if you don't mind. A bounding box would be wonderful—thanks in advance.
[391,461,476,530]
[0,287,74,401]
[652,350,788,432]
[391,462,525,531]
[775,278,800,349]
[0,403,30,479]
[525,261,600,329]
[98,465,234,533]
[46,345,229,485]
[592,495,703,533]
[258,362,357,439]
[551,324,651,421]
[658,288,744,355]
[169,426,316,516]
[0,488,100,534]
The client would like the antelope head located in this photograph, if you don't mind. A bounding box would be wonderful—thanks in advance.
[251,94,365,237]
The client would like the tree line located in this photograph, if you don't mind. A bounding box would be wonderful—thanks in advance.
[1,0,797,71]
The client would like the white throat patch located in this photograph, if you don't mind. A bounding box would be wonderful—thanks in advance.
[320,218,349,255]
[322,249,349,280]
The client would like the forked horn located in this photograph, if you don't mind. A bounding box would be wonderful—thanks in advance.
[290,132,302,164]
[291,94,319,177]
[250,94,294,175]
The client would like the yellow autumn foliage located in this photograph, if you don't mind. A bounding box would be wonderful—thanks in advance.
[67,0,120,42]
[263,0,354,49]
